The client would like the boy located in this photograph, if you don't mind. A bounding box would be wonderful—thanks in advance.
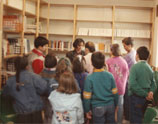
[40,53,57,124]
[83,51,118,124]
[28,36,49,74]
[128,46,156,124]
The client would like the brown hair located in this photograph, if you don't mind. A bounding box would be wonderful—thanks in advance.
[91,52,105,69]
[57,71,78,94]
[55,57,72,81]
[122,37,134,47]
[85,41,95,53]
[137,46,150,60]
[110,44,121,57]
[45,53,57,68]
[72,56,86,73]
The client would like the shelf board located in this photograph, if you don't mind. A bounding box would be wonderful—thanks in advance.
[115,20,152,24]
[49,18,74,22]
[4,54,22,59]
[115,36,151,40]
[49,33,73,36]
[48,49,68,54]
[24,32,36,35]
[77,35,112,38]
[77,20,112,23]
[4,30,21,34]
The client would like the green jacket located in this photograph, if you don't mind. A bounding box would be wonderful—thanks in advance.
[128,61,156,97]
[83,69,118,113]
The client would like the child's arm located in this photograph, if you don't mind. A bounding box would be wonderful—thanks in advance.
[83,77,92,114]
[129,67,148,97]
[111,76,119,106]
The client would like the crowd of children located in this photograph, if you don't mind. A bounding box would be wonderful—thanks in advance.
[2,36,157,124]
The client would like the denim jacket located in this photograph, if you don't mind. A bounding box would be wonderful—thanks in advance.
[48,90,84,124]
[3,70,48,114]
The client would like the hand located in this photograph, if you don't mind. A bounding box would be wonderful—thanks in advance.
[146,92,153,101]
[86,111,92,120]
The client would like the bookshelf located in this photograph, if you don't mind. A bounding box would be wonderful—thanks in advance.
[0,0,158,89]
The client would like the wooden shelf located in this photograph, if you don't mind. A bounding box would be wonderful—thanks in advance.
[24,32,36,35]
[115,36,151,39]
[48,49,68,54]
[77,20,112,23]
[4,54,22,59]
[77,35,112,38]
[49,18,74,22]
[115,20,152,24]
[49,33,73,36]
[4,31,21,34]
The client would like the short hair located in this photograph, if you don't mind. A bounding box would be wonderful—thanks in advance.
[45,54,57,68]
[85,41,95,53]
[122,37,134,47]
[72,56,86,73]
[55,57,72,81]
[137,46,150,60]
[91,52,105,69]
[73,38,85,48]
[34,36,49,48]
[110,44,121,57]
[57,71,78,94]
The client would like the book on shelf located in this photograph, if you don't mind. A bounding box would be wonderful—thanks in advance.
[3,15,22,32]
[78,28,89,36]
[50,40,72,51]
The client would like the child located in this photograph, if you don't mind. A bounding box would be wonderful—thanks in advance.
[84,41,95,74]
[2,56,48,124]
[106,44,129,123]
[48,71,84,124]
[122,37,136,121]
[128,46,156,124]
[28,36,49,74]
[83,52,118,124]
[72,55,88,94]
[40,53,57,124]
[66,38,85,62]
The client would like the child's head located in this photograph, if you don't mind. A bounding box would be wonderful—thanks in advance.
[14,56,28,91]
[85,41,95,54]
[122,37,134,52]
[15,56,28,72]
[55,57,72,81]
[45,53,57,68]
[136,46,150,61]
[72,55,86,73]
[91,52,105,69]
[110,44,121,57]
[34,36,49,52]
[73,38,85,53]
[57,71,78,94]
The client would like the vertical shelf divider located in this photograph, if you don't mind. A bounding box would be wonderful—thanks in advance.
[112,5,115,44]
[73,4,77,44]
[36,0,40,37]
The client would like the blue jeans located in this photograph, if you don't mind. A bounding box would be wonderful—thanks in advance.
[117,95,124,124]
[92,104,116,124]
[129,95,146,124]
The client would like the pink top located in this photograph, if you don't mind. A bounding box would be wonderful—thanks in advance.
[106,56,129,95]
[84,53,93,74]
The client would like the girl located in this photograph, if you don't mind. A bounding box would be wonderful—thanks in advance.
[2,56,48,124]
[106,44,129,124]
[49,71,84,124]
[72,55,88,94]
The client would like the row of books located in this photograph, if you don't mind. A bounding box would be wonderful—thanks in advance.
[50,40,73,51]
[50,40,112,53]
[3,38,32,56]
[78,28,151,38]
